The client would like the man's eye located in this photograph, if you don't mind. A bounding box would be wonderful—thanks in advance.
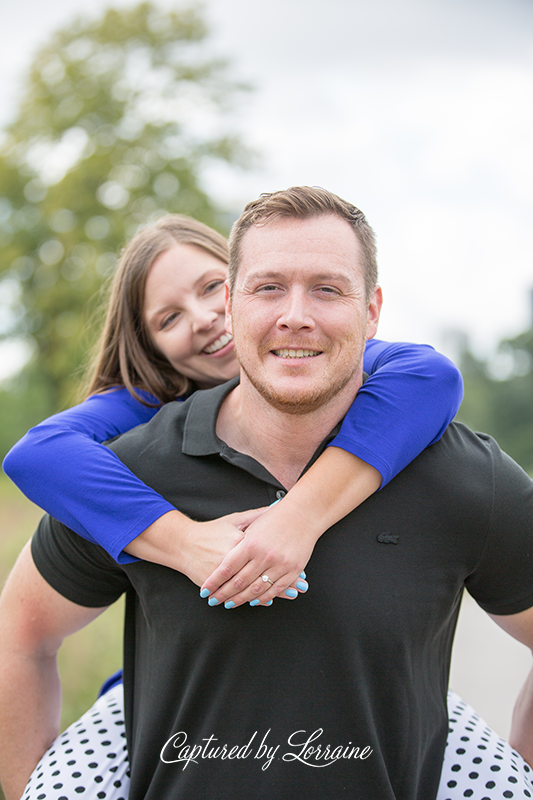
[317,286,340,295]
[256,284,279,293]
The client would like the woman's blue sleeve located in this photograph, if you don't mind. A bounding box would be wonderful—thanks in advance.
[2,389,177,563]
[330,339,464,487]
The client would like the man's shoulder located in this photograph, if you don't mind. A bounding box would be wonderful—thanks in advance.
[436,420,497,455]
[409,419,532,498]
[106,381,235,469]
[433,421,521,467]
[106,395,190,457]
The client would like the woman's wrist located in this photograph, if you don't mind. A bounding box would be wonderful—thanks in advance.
[278,447,382,539]
[264,493,327,547]
[123,510,195,571]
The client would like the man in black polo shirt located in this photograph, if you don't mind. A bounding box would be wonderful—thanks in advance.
[2,187,533,800]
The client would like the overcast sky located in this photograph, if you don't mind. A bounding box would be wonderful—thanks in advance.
[1,0,532,371]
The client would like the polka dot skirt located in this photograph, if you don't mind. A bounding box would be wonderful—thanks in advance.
[21,687,533,799]
[437,690,533,799]
[22,684,130,800]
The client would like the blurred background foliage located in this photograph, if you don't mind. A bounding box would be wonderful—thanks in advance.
[458,326,533,475]
[0,0,250,445]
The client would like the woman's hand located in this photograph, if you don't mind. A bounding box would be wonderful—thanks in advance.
[125,506,309,607]
[199,498,315,608]
[128,448,381,608]
[125,508,257,585]
[198,449,382,608]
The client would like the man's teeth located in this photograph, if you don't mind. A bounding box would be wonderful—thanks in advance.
[204,333,233,354]
[273,349,320,358]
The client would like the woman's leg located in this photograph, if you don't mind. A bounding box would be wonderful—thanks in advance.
[437,690,533,800]
[21,684,130,800]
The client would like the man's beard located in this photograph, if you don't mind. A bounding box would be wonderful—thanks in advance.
[237,350,362,415]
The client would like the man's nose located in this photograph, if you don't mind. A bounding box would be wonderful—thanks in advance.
[275,290,315,332]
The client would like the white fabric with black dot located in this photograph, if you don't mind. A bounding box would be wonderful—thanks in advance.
[437,691,533,799]
[21,687,533,799]
[21,684,130,800]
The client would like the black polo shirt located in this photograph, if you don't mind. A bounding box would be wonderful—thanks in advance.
[32,379,533,800]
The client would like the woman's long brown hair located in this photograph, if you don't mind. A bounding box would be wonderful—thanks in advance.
[83,215,229,405]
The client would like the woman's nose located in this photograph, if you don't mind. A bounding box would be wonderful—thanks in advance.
[191,304,219,333]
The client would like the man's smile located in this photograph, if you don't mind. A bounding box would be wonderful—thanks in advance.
[272,349,322,359]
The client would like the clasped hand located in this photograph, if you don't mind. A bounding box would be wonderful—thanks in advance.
[186,502,315,608]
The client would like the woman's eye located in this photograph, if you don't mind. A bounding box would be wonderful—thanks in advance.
[160,312,180,330]
[204,280,225,295]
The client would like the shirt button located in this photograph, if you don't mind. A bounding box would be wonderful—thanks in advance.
[276,490,286,500]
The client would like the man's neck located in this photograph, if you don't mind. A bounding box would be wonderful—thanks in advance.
[215,373,362,490]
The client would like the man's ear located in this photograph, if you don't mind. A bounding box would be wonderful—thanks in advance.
[224,281,233,334]
[366,285,383,341]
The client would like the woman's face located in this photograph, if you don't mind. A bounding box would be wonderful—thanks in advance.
[143,242,238,389]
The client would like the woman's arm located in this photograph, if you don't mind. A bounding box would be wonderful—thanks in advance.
[1,389,279,593]
[199,340,464,607]
[2,389,173,563]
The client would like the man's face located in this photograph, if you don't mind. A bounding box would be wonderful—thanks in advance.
[226,214,382,414]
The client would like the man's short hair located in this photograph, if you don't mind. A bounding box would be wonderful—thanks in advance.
[228,186,378,299]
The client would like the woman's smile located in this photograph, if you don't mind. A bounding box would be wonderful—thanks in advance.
[144,242,239,389]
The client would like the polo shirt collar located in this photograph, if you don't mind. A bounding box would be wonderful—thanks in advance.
[181,376,343,490]
[182,377,240,456]
[182,377,287,487]
[182,372,366,458]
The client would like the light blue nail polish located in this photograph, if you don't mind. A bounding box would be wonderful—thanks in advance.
[285,588,298,598]
[208,597,220,606]
[296,580,308,592]
[265,600,273,606]
[299,571,306,579]
[249,599,260,606]
[224,600,235,609]
[200,588,210,598]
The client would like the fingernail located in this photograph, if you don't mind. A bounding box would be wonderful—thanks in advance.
[224,601,235,609]
[208,597,220,606]
[285,588,298,598]
[200,588,210,598]
[249,599,260,606]
[299,571,306,579]
[265,600,273,606]
[296,580,308,592]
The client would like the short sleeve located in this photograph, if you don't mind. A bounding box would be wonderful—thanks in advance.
[465,437,533,615]
[31,514,130,608]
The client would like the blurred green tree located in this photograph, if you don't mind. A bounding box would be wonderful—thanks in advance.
[0,1,250,423]
[457,327,533,474]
